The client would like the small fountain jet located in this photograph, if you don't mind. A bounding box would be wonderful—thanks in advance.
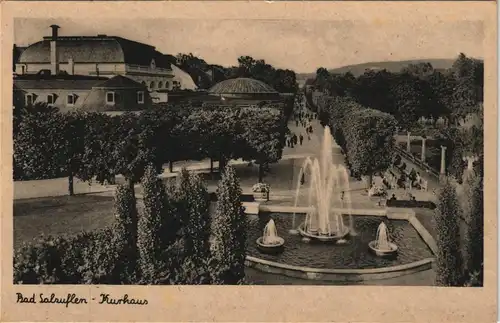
[256,219,285,254]
[369,222,398,257]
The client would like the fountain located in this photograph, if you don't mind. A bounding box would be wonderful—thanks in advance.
[289,126,354,243]
[256,219,285,254]
[368,222,398,257]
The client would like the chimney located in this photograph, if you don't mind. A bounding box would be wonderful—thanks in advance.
[50,25,60,75]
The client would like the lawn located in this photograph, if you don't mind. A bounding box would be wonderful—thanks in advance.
[14,194,117,250]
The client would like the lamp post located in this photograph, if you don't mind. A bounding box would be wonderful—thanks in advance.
[439,145,447,183]
[421,136,427,163]
[463,155,479,171]
[406,131,411,152]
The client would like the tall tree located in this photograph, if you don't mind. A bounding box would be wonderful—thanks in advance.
[138,165,179,284]
[461,174,484,285]
[238,106,286,182]
[435,179,463,286]
[211,166,247,284]
[113,184,139,283]
[183,173,211,266]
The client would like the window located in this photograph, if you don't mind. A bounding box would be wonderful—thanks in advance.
[67,94,76,105]
[25,94,34,106]
[141,81,146,86]
[158,81,163,89]
[137,91,144,104]
[47,94,57,105]
[165,81,170,89]
[106,92,115,104]
[150,81,155,90]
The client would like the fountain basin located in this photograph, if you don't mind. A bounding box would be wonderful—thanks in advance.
[256,236,285,254]
[297,222,350,242]
[368,241,398,257]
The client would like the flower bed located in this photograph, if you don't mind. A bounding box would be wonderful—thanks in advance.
[252,183,270,202]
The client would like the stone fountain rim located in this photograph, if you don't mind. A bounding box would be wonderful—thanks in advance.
[297,222,350,241]
[256,236,285,248]
[245,204,438,281]
[368,240,399,255]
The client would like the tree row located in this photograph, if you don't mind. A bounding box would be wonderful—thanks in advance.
[14,103,287,194]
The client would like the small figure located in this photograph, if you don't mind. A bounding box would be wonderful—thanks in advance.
[300,172,305,185]
[299,134,304,145]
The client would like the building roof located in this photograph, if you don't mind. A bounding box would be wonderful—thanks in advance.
[93,75,147,89]
[208,77,279,95]
[18,36,172,69]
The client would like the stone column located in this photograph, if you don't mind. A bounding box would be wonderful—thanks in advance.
[440,146,447,183]
[421,137,427,162]
[406,132,411,152]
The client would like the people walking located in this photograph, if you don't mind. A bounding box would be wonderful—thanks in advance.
[299,134,304,145]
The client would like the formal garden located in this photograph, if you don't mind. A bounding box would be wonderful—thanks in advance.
[13,53,484,286]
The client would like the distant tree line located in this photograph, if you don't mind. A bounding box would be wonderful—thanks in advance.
[175,53,298,94]
[311,53,483,129]
[13,102,287,193]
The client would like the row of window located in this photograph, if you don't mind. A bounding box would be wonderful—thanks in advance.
[141,80,180,90]
[25,91,145,106]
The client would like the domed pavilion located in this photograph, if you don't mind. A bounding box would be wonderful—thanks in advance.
[207,77,283,104]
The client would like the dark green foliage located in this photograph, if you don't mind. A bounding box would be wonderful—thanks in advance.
[113,184,139,284]
[138,165,179,284]
[183,173,211,266]
[13,228,121,284]
[316,96,397,187]
[461,174,484,285]
[312,53,483,125]
[211,166,247,284]
[238,107,286,182]
[13,103,67,181]
[435,180,463,286]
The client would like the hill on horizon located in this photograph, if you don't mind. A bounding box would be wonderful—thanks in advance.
[296,58,457,81]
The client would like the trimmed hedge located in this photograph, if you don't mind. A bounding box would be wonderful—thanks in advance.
[386,199,436,209]
[316,95,397,184]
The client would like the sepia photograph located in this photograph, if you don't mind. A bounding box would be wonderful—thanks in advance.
[1,1,497,322]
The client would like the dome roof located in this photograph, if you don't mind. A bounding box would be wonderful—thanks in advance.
[209,78,279,95]
[18,36,172,69]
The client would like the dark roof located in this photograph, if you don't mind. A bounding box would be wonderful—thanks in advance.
[14,79,104,91]
[209,78,278,95]
[14,72,107,81]
[13,74,143,91]
[93,75,146,89]
[19,36,172,69]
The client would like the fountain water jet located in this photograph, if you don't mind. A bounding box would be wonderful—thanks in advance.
[291,126,355,242]
[368,222,398,257]
[256,219,285,253]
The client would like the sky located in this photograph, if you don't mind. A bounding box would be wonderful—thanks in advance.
[15,18,483,73]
